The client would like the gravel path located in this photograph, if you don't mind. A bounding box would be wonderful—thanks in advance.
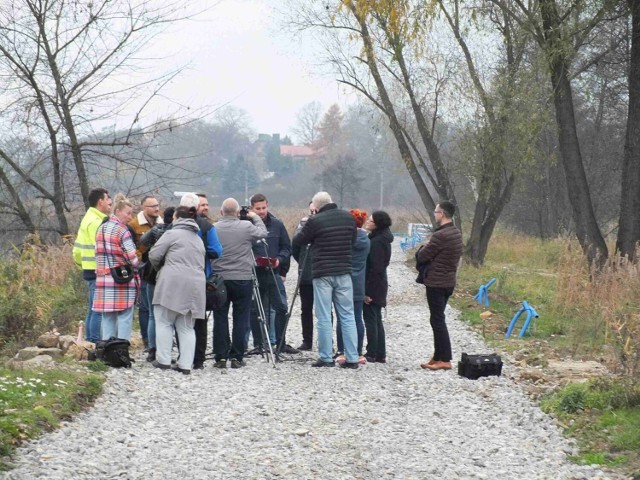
[3,240,613,479]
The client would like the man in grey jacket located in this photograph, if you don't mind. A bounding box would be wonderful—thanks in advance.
[211,198,268,368]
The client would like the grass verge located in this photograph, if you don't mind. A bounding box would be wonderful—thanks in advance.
[0,364,104,470]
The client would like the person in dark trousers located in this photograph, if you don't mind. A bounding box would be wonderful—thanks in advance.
[363,211,393,364]
[416,201,463,371]
[291,202,316,351]
[248,193,298,354]
[211,198,267,369]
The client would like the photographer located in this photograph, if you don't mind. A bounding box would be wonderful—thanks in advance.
[211,198,267,368]
[248,193,298,354]
[291,201,316,351]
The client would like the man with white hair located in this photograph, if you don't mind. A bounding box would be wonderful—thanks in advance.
[211,198,267,368]
[179,192,223,369]
[292,192,359,369]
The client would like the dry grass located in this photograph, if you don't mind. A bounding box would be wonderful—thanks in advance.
[554,244,640,377]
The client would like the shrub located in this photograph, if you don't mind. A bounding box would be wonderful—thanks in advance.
[0,243,85,357]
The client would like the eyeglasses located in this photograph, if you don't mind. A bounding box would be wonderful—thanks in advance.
[144,204,160,208]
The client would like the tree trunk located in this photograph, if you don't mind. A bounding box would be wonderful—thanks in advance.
[350,6,437,216]
[465,172,516,266]
[540,0,608,267]
[617,0,640,259]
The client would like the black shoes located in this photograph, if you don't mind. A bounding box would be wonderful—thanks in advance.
[193,362,204,370]
[213,360,227,368]
[280,344,300,354]
[230,359,246,369]
[151,360,171,370]
[339,362,359,369]
[311,359,335,368]
[297,342,312,351]
[146,348,156,363]
[174,366,191,375]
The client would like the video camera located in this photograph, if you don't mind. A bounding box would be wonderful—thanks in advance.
[239,205,251,221]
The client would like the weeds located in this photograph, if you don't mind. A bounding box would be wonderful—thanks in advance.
[0,366,104,468]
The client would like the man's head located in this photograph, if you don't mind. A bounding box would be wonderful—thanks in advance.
[221,198,240,217]
[180,192,199,209]
[196,193,209,217]
[435,201,455,226]
[311,191,332,212]
[141,195,160,221]
[250,193,268,220]
[89,188,112,215]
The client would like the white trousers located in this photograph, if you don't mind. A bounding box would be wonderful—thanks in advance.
[153,305,195,370]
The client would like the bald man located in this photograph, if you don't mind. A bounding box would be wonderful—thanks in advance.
[210,198,267,369]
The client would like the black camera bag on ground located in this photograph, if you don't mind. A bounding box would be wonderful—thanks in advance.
[458,352,502,380]
[89,337,133,368]
[206,273,227,310]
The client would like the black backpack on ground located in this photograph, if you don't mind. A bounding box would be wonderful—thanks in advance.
[89,337,133,368]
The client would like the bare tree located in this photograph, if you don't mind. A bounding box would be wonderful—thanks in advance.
[0,0,208,237]
[292,101,323,145]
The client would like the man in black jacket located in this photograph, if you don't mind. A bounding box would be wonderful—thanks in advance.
[292,191,359,369]
[248,194,298,354]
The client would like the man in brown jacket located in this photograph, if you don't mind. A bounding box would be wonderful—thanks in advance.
[416,201,463,370]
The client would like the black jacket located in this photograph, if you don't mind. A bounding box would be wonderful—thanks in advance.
[251,212,291,276]
[365,228,393,307]
[292,203,356,278]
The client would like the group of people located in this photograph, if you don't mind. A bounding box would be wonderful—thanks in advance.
[73,187,463,373]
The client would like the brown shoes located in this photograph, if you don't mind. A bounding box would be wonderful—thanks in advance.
[421,360,452,370]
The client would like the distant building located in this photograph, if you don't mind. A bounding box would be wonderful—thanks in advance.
[280,144,314,161]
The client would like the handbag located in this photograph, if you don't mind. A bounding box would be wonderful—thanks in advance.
[206,272,227,310]
[101,222,135,285]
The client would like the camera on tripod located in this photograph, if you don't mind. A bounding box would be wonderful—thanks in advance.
[239,205,251,221]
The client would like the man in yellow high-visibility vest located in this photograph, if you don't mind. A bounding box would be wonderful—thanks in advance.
[73,188,112,343]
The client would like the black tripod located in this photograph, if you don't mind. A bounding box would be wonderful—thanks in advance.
[275,244,310,357]
[249,248,276,367]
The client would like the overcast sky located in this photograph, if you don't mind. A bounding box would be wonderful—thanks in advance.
[153,0,353,141]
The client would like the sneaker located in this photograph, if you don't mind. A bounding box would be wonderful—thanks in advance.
[174,366,191,375]
[339,362,359,369]
[246,347,263,356]
[358,355,367,365]
[311,359,335,368]
[151,360,171,370]
[213,360,227,369]
[280,344,300,354]
[230,359,246,369]
[335,354,346,365]
[297,342,312,351]
[193,362,204,370]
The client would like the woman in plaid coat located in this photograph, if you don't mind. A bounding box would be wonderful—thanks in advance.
[94,193,140,340]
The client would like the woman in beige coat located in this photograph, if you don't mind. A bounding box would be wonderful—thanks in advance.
[149,206,206,374]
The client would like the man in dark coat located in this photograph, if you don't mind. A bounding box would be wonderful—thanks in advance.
[416,201,463,370]
[292,191,359,369]
[248,193,298,354]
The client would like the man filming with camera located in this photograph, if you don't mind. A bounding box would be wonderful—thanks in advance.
[211,198,267,368]
[247,193,298,355]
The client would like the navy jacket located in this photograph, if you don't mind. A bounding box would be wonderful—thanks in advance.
[251,212,291,276]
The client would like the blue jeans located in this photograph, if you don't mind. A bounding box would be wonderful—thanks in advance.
[146,283,156,349]
[138,280,150,344]
[84,279,102,343]
[213,280,252,361]
[337,300,364,356]
[101,307,135,340]
[313,275,358,363]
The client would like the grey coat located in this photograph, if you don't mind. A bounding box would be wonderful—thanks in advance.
[212,215,267,280]
[149,218,206,318]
